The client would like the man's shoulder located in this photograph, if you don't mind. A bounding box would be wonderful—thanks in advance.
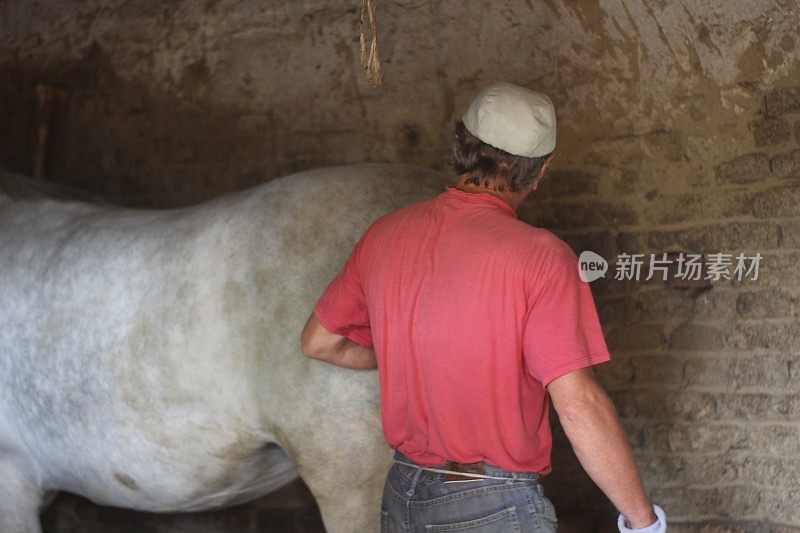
[508,220,577,260]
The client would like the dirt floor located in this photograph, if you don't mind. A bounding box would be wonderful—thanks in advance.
[40,479,326,533]
[40,477,619,532]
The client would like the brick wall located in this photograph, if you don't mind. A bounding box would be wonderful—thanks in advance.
[524,88,800,530]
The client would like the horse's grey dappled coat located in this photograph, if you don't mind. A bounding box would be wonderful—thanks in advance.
[0,165,449,533]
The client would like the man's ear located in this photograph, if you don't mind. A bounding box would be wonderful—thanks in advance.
[531,154,555,191]
[539,153,555,178]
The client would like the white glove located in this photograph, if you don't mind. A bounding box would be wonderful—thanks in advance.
[618,504,666,533]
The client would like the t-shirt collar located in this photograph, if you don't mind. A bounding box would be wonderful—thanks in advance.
[443,186,518,218]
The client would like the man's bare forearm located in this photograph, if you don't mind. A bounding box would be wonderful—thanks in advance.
[324,338,377,369]
[549,370,656,529]
[300,313,377,369]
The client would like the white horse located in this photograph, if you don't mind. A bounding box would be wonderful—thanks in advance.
[0,164,448,532]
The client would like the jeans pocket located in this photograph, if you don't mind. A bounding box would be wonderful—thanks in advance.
[528,485,558,529]
[424,506,520,532]
[380,508,389,533]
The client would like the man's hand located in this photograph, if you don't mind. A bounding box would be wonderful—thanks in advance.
[300,313,377,369]
[548,368,657,529]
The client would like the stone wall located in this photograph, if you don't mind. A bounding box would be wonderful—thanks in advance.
[2,0,799,530]
[533,85,800,531]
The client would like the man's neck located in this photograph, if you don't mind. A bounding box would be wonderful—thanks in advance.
[454,175,530,212]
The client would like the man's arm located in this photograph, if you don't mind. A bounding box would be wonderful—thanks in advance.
[547,367,657,529]
[300,312,377,369]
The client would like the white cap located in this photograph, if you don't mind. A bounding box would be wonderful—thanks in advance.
[462,82,556,158]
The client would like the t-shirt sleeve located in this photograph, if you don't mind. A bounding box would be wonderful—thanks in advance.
[522,261,610,386]
[313,238,373,348]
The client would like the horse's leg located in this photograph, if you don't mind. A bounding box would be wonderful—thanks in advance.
[285,408,392,533]
[0,450,43,533]
[299,448,392,533]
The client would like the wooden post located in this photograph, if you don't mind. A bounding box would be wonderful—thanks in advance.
[32,82,66,181]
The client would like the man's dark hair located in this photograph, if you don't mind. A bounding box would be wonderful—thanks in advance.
[450,120,550,193]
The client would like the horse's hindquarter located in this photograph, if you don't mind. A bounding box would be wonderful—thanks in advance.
[0,164,449,517]
[246,166,448,439]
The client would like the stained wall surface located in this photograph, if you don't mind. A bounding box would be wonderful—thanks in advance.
[2,0,800,531]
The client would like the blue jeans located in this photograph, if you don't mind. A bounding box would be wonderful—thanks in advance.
[381,451,558,532]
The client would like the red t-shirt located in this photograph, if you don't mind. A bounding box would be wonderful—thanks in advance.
[313,186,610,473]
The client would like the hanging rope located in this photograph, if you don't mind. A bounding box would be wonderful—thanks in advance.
[359,0,382,87]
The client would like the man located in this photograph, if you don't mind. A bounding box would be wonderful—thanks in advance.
[301,82,666,532]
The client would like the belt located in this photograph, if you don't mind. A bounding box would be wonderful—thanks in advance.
[394,459,514,482]
[442,460,486,482]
